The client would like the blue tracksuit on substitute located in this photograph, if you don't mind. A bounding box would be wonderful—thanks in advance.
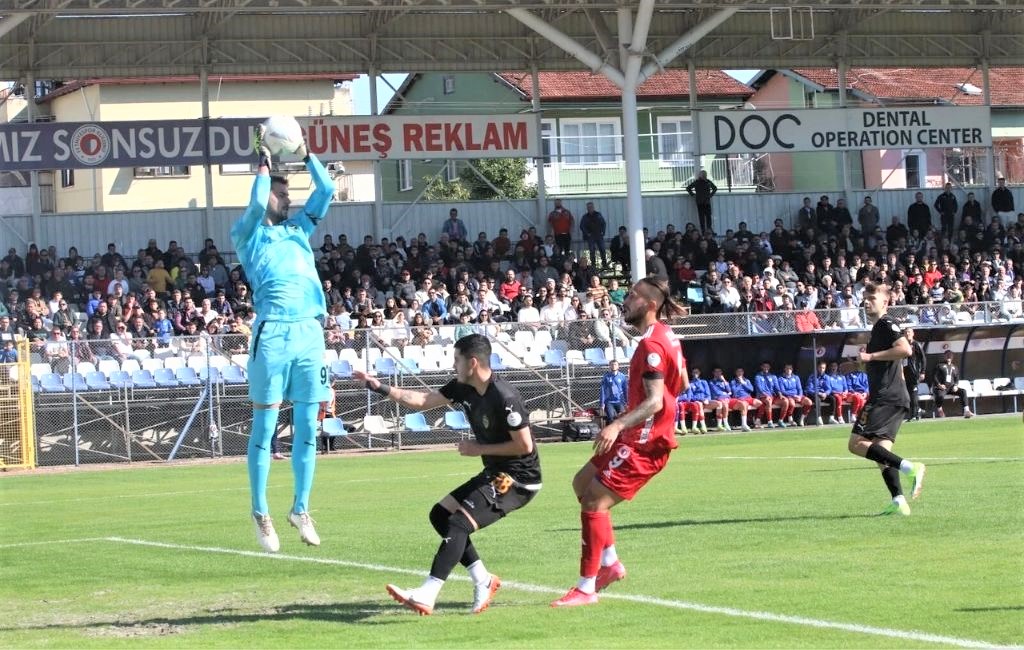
[233,153,333,520]
[754,372,780,399]
[600,369,628,421]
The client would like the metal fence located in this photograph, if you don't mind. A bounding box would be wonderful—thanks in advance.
[12,299,1021,467]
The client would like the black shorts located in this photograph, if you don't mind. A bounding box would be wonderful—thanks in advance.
[448,471,538,531]
[851,402,908,442]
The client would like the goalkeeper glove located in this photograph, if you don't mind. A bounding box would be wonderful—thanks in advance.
[253,124,272,169]
[294,140,309,161]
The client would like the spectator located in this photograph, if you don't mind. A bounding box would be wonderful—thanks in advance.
[857,196,880,234]
[44,328,71,374]
[686,170,718,234]
[992,176,1015,219]
[409,312,436,347]
[907,192,932,237]
[934,182,959,240]
[645,249,668,281]
[0,339,17,363]
[931,350,973,418]
[441,208,468,244]
[547,199,574,257]
[599,359,628,423]
[579,201,608,268]
[609,226,630,271]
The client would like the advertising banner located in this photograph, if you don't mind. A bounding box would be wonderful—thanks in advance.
[699,106,991,154]
[0,114,538,170]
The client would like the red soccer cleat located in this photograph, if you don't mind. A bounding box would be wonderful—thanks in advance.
[550,587,599,608]
[595,560,627,592]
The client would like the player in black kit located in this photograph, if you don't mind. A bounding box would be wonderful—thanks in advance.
[355,334,541,615]
[848,282,927,516]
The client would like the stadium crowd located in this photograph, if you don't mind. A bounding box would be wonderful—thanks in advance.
[0,186,1020,372]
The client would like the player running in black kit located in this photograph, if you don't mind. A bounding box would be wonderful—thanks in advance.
[355,334,541,615]
[848,282,926,516]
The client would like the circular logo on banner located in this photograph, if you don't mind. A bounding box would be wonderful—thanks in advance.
[815,346,825,358]
[506,411,522,427]
[70,124,111,166]
[646,352,661,367]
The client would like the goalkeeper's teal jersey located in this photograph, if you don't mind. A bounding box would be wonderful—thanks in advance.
[231,154,332,323]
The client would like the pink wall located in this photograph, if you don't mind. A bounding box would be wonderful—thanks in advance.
[749,74,795,190]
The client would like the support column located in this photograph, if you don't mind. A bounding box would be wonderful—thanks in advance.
[531,66,546,231]
[200,67,215,243]
[688,60,702,229]
[623,79,646,283]
[837,58,851,197]
[26,73,41,245]
[981,59,996,187]
[369,68,384,241]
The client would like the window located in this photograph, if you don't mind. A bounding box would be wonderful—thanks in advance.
[904,152,924,189]
[398,159,413,191]
[946,148,980,185]
[60,169,74,188]
[134,166,190,178]
[540,119,556,162]
[560,119,620,166]
[657,117,694,168]
[443,160,458,183]
[443,75,455,95]
[219,163,254,175]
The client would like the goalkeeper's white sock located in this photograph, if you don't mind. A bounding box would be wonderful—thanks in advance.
[467,560,490,586]
[416,576,444,604]
[601,545,619,567]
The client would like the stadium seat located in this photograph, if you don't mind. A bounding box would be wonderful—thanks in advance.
[163,356,186,371]
[208,355,230,370]
[565,349,586,365]
[403,345,425,362]
[97,359,120,378]
[141,358,163,372]
[153,368,179,388]
[62,372,89,392]
[374,356,398,376]
[444,410,471,430]
[175,367,202,386]
[584,347,607,365]
[321,417,348,438]
[230,353,250,368]
[543,349,567,367]
[186,356,208,371]
[549,339,569,354]
[916,382,933,405]
[437,326,457,344]
[108,370,133,389]
[322,348,339,364]
[85,371,111,391]
[131,349,152,362]
[197,366,223,384]
[957,380,976,413]
[330,359,354,379]
[399,358,421,374]
[490,352,507,371]
[75,361,97,376]
[39,373,65,392]
[121,359,142,374]
[513,330,534,349]
[221,365,247,384]
[131,369,157,388]
[30,362,52,378]
[533,330,553,352]
[404,413,431,432]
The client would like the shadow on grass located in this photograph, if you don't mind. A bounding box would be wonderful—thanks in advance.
[549,513,876,533]
[9,601,417,633]
[953,605,1024,613]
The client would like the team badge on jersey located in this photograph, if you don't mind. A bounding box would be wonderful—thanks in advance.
[507,410,523,427]
[647,352,661,367]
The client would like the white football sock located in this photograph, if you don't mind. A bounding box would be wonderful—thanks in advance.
[899,459,914,474]
[894,495,907,505]
[601,545,618,567]
[576,576,596,594]
[418,576,445,603]
[467,560,490,586]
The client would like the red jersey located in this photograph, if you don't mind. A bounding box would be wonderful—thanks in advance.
[623,320,685,450]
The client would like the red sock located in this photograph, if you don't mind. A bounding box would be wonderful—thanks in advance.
[802,402,813,416]
[581,511,611,578]
[780,401,791,420]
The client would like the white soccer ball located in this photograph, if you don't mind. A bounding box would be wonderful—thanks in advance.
[260,116,305,155]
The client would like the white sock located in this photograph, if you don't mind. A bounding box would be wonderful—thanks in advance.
[576,576,596,594]
[601,545,618,567]
[467,560,490,586]
[894,495,907,505]
[899,459,914,474]
[417,576,445,603]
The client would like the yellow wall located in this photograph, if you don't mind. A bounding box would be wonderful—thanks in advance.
[50,80,354,213]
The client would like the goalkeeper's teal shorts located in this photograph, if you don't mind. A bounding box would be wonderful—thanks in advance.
[247,319,331,405]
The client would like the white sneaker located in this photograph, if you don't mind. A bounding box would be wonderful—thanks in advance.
[740,423,751,432]
[471,575,502,614]
[963,409,974,419]
[288,510,320,546]
[828,416,840,425]
[386,584,434,616]
[253,513,280,553]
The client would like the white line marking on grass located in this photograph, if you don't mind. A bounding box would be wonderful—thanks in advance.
[0,537,108,548]
[104,536,1013,649]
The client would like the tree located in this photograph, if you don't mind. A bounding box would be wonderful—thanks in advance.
[422,174,470,201]
[459,158,537,200]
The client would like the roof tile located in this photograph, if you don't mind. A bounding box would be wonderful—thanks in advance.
[790,67,1024,106]
[498,70,751,101]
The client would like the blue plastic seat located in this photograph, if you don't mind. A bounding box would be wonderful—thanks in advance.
[153,368,179,388]
[108,370,133,389]
[489,352,507,370]
[85,371,111,390]
[62,372,89,392]
[399,358,421,374]
[131,369,157,388]
[404,413,431,432]
[40,373,65,392]
[197,366,223,383]
[543,349,567,367]
[221,365,247,384]
[331,359,353,379]
[321,417,348,438]
[174,367,202,386]
[444,410,471,430]
[584,347,607,365]
[374,356,398,376]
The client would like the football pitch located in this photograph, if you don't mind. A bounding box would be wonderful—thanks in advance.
[1,416,1021,648]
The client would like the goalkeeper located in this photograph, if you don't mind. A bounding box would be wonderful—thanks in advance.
[232,122,333,553]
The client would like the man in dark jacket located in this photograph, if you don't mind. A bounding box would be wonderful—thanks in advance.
[686,170,718,234]
[907,192,932,237]
[579,202,608,268]
[931,350,972,418]
[934,182,959,240]
[992,176,1015,218]
[903,327,926,421]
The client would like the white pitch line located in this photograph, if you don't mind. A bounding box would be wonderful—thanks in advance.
[0,537,108,549]
[711,456,1023,462]
[104,536,1012,649]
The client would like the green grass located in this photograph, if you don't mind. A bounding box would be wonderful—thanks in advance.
[1,416,1022,648]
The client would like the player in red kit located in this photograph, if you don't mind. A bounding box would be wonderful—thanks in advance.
[552,277,688,607]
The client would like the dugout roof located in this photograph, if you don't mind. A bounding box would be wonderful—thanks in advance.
[0,1,1022,81]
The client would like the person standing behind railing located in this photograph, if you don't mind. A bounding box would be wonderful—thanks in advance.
[902,327,926,422]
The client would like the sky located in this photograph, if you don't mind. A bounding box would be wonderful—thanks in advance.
[351,70,760,115]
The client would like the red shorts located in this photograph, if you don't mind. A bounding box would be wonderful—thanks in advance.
[729,396,755,409]
[590,443,671,500]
